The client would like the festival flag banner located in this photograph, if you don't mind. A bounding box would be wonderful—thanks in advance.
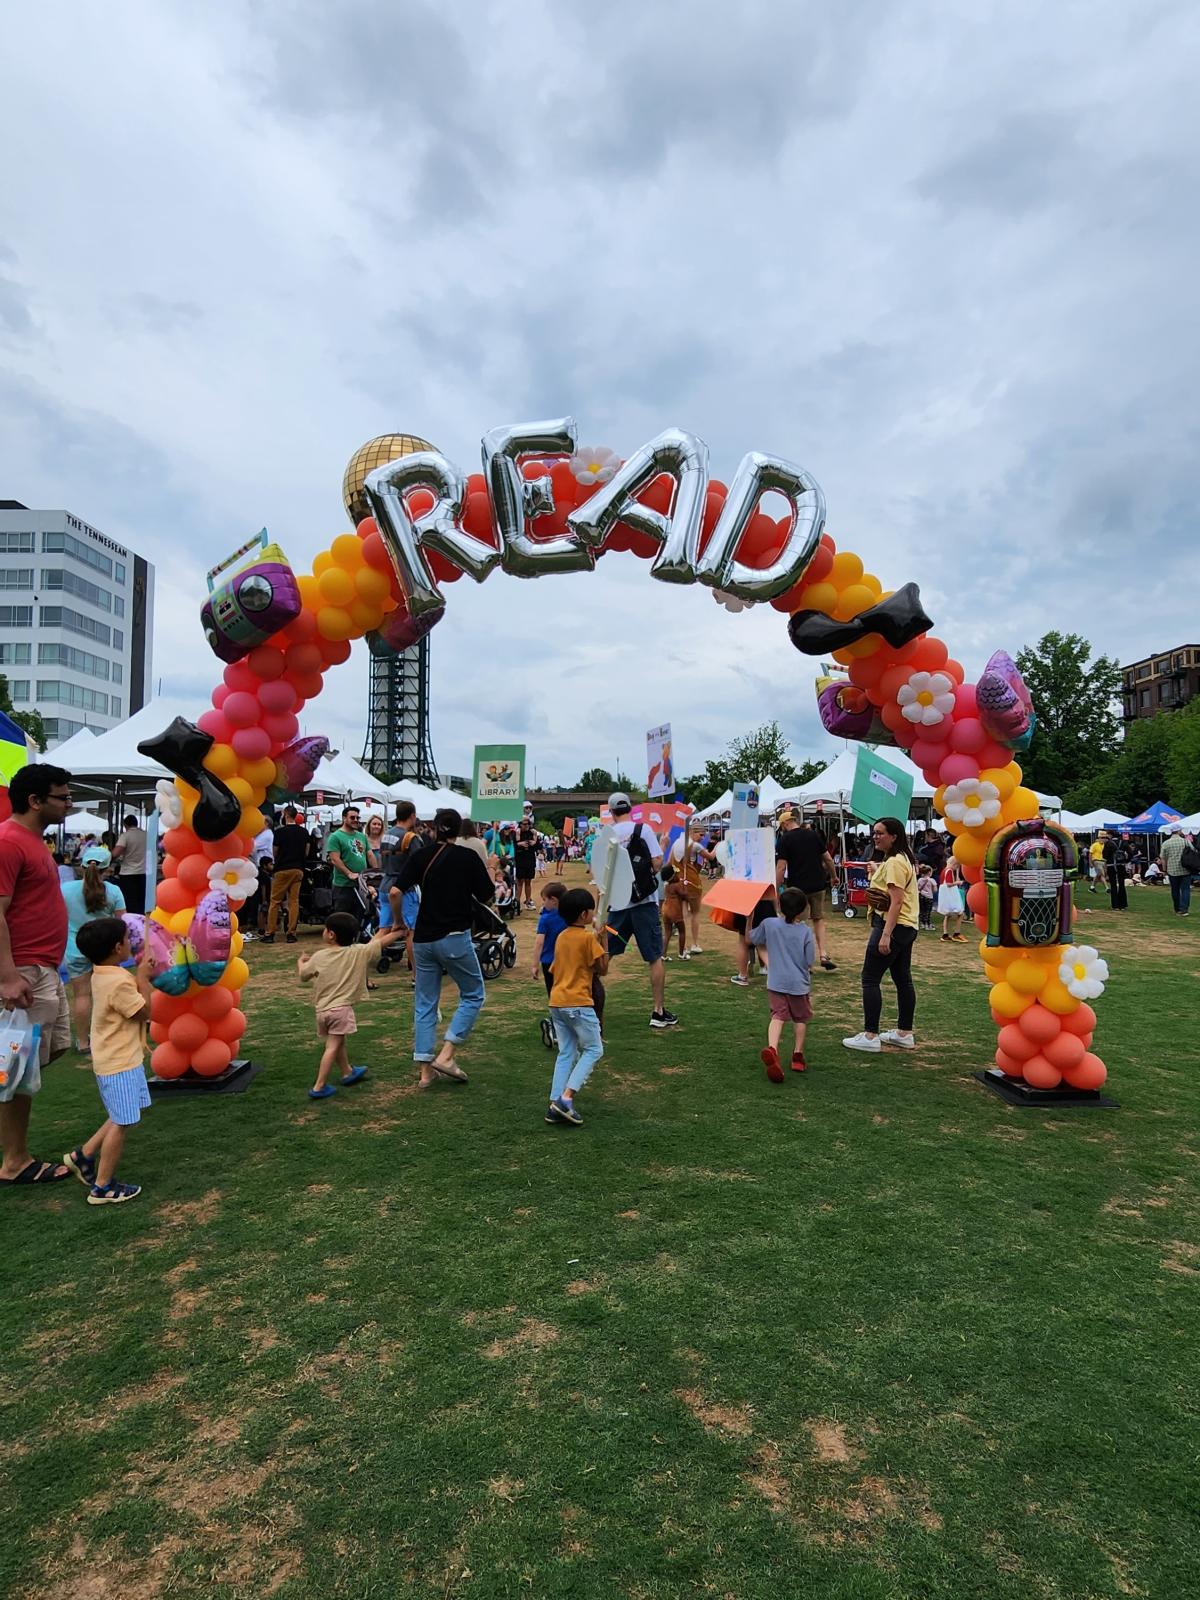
[472,744,526,822]
[646,723,674,799]
[729,781,760,830]
[849,743,913,826]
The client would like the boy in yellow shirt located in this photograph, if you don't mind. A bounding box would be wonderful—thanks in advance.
[545,888,609,1127]
[62,917,154,1205]
[298,912,402,1099]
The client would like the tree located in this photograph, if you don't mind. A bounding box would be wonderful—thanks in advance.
[0,674,45,753]
[1068,700,1200,816]
[1014,632,1122,796]
[577,767,615,792]
[678,723,824,810]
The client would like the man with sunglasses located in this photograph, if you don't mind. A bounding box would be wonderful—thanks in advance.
[325,804,376,923]
[0,765,77,1186]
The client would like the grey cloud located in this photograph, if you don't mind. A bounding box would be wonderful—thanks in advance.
[915,111,1092,216]
[114,292,204,335]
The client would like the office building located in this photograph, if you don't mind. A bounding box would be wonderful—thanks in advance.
[0,500,155,747]
[1121,644,1200,722]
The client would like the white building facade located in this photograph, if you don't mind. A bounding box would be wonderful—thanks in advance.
[0,501,155,747]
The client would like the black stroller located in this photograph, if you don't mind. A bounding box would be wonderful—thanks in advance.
[473,897,517,980]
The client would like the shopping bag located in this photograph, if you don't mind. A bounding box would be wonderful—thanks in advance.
[0,1008,41,1103]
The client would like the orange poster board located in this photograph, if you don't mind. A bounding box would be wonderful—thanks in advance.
[703,877,774,916]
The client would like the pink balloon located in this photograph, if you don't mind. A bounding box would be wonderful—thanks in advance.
[923,768,943,789]
[231,725,272,760]
[949,717,987,754]
[223,691,261,729]
[197,710,231,743]
[978,739,1014,770]
[939,752,982,786]
[262,711,300,746]
[258,678,298,715]
[223,661,258,694]
[910,736,948,772]
[211,683,230,708]
[953,683,978,716]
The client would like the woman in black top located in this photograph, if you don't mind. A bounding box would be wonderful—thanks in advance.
[396,808,495,1086]
[513,822,538,910]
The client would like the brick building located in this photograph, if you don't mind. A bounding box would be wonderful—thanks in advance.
[1121,645,1200,722]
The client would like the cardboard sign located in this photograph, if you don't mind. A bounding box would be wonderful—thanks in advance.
[849,744,913,826]
[730,781,760,830]
[726,826,775,885]
[472,743,526,822]
[703,877,772,916]
[590,825,635,919]
[646,723,674,799]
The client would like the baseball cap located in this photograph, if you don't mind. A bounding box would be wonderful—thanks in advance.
[81,845,111,866]
[777,807,798,825]
[608,791,632,815]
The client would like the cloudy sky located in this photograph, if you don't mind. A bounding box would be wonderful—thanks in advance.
[1,1,1196,788]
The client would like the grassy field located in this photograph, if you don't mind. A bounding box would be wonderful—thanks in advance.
[2,870,1198,1599]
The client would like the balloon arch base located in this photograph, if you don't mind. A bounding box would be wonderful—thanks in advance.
[974,1069,1119,1111]
[149,1058,262,1098]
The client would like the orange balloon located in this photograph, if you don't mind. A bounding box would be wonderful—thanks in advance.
[210,1009,247,1045]
[997,1023,1038,1062]
[995,1049,1025,1077]
[1061,1002,1097,1038]
[169,1012,209,1053]
[1022,1054,1062,1089]
[317,605,354,641]
[966,882,988,916]
[176,853,211,893]
[1061,1052,1107,1091]
[1043,1031,1086,1071]
[155,878,193,916]
[1016,1003,1060,1045]
[953,832,986,869]
[151,1041,190,1079]
[191,1038,234,1077]
[331,533,364,568]
[312,550,334,576]
[297,574,322,610]
[318,567,356,607]
[192,985,235,1021]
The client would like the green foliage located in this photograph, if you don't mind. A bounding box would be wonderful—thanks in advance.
[1015,631,1121,796]
[680,722,823,810]
[577,766,617,792]
[1069,700,1200,815]
[0,672,45,752]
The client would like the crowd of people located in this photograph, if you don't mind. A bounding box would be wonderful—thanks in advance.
[4,759,1198,1202]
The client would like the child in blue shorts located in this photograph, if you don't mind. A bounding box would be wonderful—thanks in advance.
[62,917,154,1205]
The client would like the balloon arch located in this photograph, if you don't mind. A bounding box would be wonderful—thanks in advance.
[140,420,1109,1093]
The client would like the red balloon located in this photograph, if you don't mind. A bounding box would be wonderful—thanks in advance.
[151,1041,190,1079]
[939,752,981,786]
[282,607,318,644]
[550,461,581,513]
[802,542,834,584]
[201,833,243,861]
[192,985,235,1021]
[247,645,286,681]
[998,1023,1038,1062]
[949,717,987,755]
[360,530,392,572]
[211,683,230,708]
[464,491,492,540]
[258,679,298,715]
[223,691,261,729]
[285,642,323,677]
[191,1038,234,1077]
[1016,1003,1061,1045]
[223,661,259,694]
[966,881,988,915]
[197,709,231,743]
[960,862,982,884]
[1060,1003,1097,1038]
[163,826,200,858]
[908,636,949,674]
[1061,1052,1107,1091]
[910,736,949,773]
[406,488,435,517]
[155,878,192,915]
[320,639,352,667]
[1043,1031,1086,1071]
[978,739,1014,770]
[176,852,212,893]
[954,683,978,716]
[262,711,300,746]
[291,672,324,701]
[1022,1054,1063,1089]
[231,726,271,761]
[428,550,461,583]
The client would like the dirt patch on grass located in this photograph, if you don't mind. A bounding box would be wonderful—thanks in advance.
[808,1420,859,1465]
[155,1189,222,1227]
[1161,1240,1199,1276]
[565,1280,600,1295]
[487,1475,524,1502]
[168,1286,210,1322]
[163,1257,199,1287]
[616,1208,640,1219]
[660,1065,689,1076]
[675,1388,753,1437]
[110,1372,187,1413]
[482,1318,560,1360]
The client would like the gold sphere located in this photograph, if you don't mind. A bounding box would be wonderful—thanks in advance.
[342,433,436,527]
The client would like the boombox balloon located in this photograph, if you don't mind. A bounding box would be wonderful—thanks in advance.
[201,529,302,664]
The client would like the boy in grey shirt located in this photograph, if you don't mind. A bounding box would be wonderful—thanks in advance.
[750,888,817,1080]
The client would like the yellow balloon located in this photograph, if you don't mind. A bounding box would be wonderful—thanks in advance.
[981,938,1017,965]
[1008,957,1049,996]
[150,908,171,927]
[829,551,864,587]
[843,635,881,659]
[348,599,384,634]
[318,567,356,607]
[317,605,354,641]
[219,956,250,992]
[354,565,391,604]
[168,908,195,936]
[205,743,239,779]
[227,777,253,809]
[989,981,1032,1018]
[331,533,365,569]
[230,931,244,957]
[860,573,883,599]
[312,550,335,576]
[1006,786,1040,822]
[953,832,986,868]
[239,806,266,838]
[984,963,1007,984]
[832,583,875,622]
[240,756,277,790]
[297,574,322,610]
[1039,974,1081,1015]
[798,581,838,615]
[980,764,1018,803]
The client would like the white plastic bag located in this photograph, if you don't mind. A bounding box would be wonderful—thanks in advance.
[0,1008,40,1102]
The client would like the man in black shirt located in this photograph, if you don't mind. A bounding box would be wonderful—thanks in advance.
[262,807,310,943]
[774,809,837,971]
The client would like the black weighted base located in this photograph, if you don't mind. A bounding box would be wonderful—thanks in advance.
[149,1059,262,1098]
[974,1067,1119,1110]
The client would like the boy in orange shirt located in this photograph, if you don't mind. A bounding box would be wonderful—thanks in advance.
[545,888,609,1127]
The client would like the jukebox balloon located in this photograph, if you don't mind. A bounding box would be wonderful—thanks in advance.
[200,531,302,664]
[985,820,1079,948]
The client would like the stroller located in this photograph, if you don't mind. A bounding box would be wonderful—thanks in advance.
[473,897,517,980]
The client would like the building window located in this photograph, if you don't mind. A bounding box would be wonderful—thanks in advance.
[111,696,122,717]
[112,662,123,683]
[41,529,113,579]
[37,606,112,645]
[0,606,33,627]
[37,642,111,679]
[1154,658,1169,674]
[1136,662,1151,679]
[1159,682,1172,703]
[36,679,109,714]
[113,629,124,650]
[0,568,33,590]
[40,568,113,612]
[0,643,31,664]
[115,562,126,585]
[0,532,34,553]
[8,680,29,702]
[1140,687,1151,708]
[114,595,125,617]
[44,717,86,743]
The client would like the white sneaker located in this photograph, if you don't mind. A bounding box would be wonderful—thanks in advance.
[689,945,703,955]
[880,1030,915,1049]
[730,974,750,987]
[842,1032,881,1053]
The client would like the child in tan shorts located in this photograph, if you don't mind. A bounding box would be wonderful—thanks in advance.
[298,912,402,1099]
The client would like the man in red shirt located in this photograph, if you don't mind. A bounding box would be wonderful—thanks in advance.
[0,764,76,1185]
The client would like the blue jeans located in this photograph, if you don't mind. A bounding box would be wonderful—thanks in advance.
[1169,874,1192,913]
[550,1006,603,1099]
[413,932,485,1061]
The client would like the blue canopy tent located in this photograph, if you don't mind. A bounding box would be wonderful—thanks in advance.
[1121,800,1184,834]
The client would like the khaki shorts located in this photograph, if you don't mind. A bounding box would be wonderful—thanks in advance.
[802,889,829,923]
[317,1006,357,1038]
[13,965,72,1096]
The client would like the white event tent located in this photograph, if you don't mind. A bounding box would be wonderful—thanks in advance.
[387,778,444,818]
[305,751,391,802]
[778,748,936,809]
[1072,808,1129,830]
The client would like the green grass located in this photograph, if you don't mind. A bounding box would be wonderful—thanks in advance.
[2,875,1198,1598]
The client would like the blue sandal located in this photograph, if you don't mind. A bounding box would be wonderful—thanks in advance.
[308,1085,337,1100]
[340,1066,368,1087]
[63,1148,97,1187]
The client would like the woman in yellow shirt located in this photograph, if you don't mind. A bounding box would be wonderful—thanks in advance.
[843,816,919,1055]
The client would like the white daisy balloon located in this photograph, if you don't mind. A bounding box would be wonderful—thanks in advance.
[207,857,258,903]
[712,589,754,613]
[569,446,620,488]
[154,779,183,828]
[942,778,1002,828]
[1058,945,1109,1000]
[897,669,956,727]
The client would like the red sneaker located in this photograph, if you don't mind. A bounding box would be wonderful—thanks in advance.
[760,1046,784,1083]
[791,1052,807,1073]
